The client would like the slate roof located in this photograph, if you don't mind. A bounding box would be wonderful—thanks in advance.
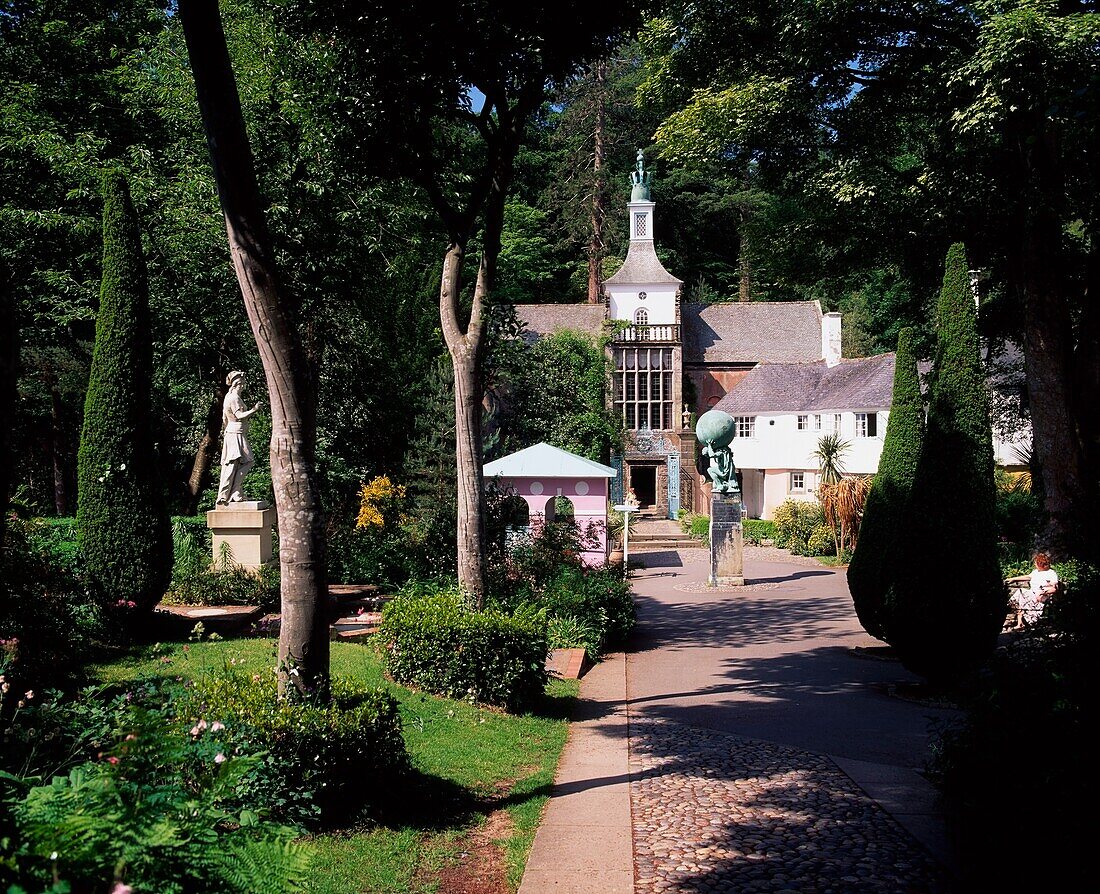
[483,442,616,478]
[714,354,896,415]
[683,301,823,364]
[604,241,683,286]
[516,304,606,343]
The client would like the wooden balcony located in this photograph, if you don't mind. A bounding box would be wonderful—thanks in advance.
[612,324,681,343]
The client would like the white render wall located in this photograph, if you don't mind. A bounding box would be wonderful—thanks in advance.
[608,283,679,325]
[731,411,889,475]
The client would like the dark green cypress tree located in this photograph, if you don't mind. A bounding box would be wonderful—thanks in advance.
[887,243,1006,681]
[76,172,171,621]
[847,327,923,640]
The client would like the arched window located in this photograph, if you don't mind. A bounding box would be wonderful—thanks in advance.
[634,308,648,326]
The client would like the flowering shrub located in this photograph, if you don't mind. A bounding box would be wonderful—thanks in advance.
[1,683,310,894]
[185,670,407,828]
[772,499,826,554]
[355,476,407,529]
[378,590,549,712]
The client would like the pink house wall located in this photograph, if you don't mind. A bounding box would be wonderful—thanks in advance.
[496,475,609,566]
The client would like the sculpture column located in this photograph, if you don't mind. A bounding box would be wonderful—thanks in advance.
[696,409,745,587]
[206,369,275,571]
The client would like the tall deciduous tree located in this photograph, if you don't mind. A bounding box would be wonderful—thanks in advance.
[889,244,1005,681]
[296,3,637,603]
[76,172,171,623]
[847,327,924,641]
[179,0,328,697]
[642,0,1100,553]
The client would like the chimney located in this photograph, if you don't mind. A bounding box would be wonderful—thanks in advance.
[822,312,842,367]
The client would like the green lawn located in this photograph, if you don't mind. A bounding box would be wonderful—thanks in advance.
[92,637,578,893]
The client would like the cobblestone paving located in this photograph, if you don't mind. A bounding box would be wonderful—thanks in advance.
[630,719,944,894]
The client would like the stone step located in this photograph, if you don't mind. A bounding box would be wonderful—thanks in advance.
[631,539,706,550]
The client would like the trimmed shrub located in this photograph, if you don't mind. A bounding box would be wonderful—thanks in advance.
[847,327,924,640]
[76,172,171,622]
[743,519,777,545]
[888,244,1005,681]
[378,590,549,711]
[0,518,101,690]
[187,671,407,829]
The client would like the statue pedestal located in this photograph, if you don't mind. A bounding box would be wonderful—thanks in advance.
[206,502,275,571]
[708,493,744,587]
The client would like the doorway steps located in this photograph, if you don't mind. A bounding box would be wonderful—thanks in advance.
[629,517,704,551]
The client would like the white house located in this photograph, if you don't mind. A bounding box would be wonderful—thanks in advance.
[713,353,895,519]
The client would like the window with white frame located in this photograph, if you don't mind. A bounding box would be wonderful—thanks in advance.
[797,415,809,430]
[613,347,674,431]
[789,471,805,493]
[812,414,822,431]
[832,413,842,433]
[855,412,878,437]
[734,416,755,438]
[634,307,648,326]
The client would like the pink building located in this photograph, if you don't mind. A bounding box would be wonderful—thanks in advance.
[483,442,616,566]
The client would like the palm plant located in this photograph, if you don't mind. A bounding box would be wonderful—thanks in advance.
[811,433,851,554]
[811,432,850,484]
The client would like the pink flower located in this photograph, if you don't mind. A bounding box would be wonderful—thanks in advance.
[214,753,227,764]
[111,883,133,894]
[107,756,120,765]
[24,690,34,700]
[210,721,225,732]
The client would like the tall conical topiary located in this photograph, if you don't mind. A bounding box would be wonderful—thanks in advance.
[77,172,171,622]
[886,243,1005,681]
[847,327,924,640]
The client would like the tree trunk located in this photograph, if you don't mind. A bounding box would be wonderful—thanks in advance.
[587,59,607,305]
[1014,126,1091,557]
[180,0,329,698]
[0,267,16,548]
[439,242,488,606]
[50,385,68,516]
[738,197,752,302]
[183,378,227,516]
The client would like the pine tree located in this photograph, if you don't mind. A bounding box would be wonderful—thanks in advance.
[846,328,923,640]
[77,172,171,620]
[887,243,1005,681]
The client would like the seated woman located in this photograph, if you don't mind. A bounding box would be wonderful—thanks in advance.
[1015,551,1059,630]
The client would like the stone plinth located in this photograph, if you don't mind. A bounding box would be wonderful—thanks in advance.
[708,493,744,586]
[206,502,275,571]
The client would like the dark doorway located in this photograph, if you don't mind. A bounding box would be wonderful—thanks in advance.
[632,465,657,508]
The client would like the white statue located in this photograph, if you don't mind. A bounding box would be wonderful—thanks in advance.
[216,370,262,505]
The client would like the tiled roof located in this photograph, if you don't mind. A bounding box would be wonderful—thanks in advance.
[683,301,823,363]
[604,241,683,286]
[714,354,896,414]
[515,304,606,342]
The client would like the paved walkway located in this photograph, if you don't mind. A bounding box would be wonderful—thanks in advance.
[519,547,961,894]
